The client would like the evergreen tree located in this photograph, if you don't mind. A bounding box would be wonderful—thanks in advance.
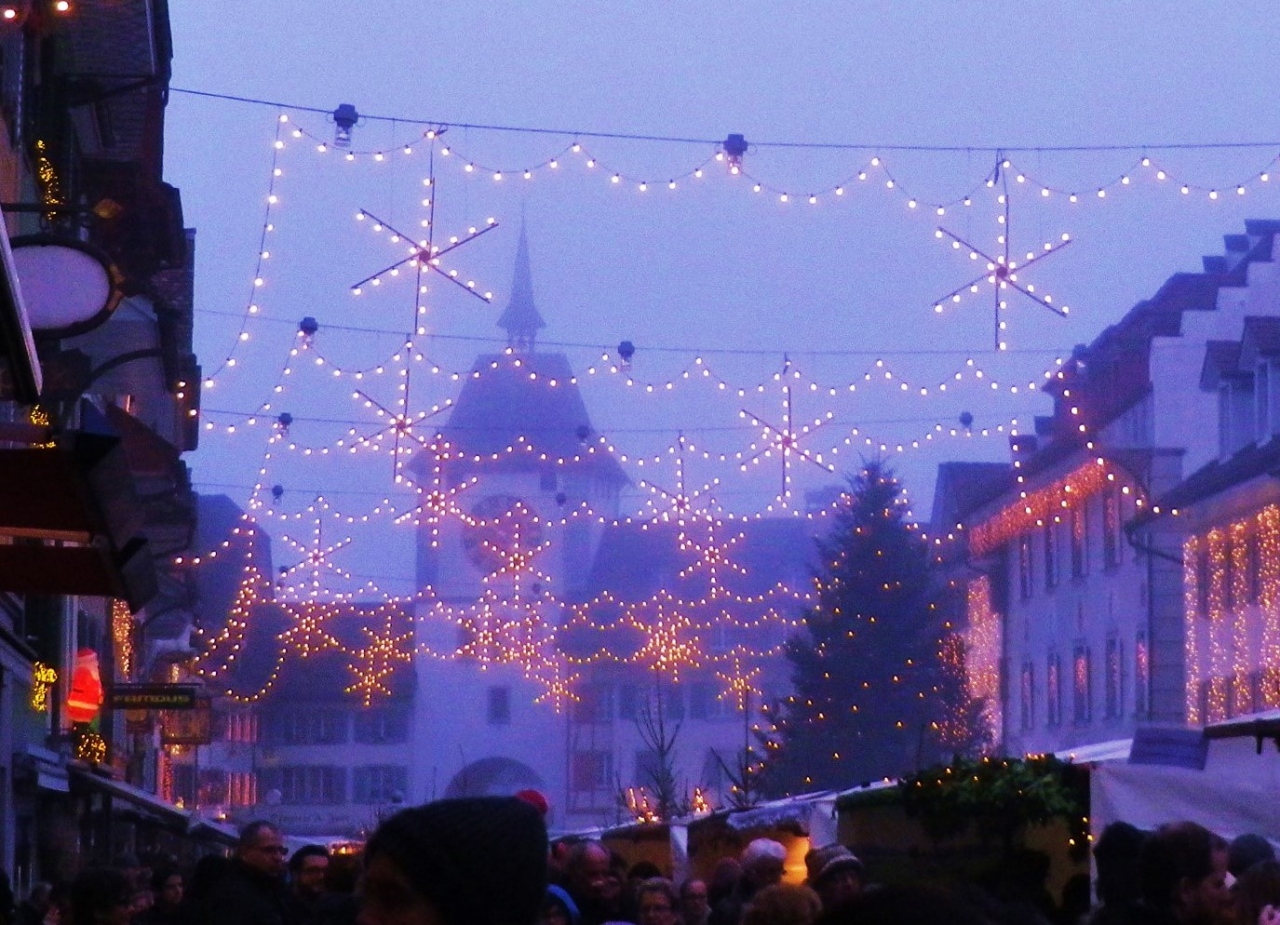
[758,462,949,795]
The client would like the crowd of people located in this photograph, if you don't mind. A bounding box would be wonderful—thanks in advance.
[2,799,1275,925]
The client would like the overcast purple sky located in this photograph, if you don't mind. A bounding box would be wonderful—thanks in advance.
[164,3,1280,594]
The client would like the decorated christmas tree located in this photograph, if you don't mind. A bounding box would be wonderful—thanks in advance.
[759,462,953,795]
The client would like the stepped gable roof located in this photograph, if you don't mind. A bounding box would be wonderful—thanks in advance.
[214,601,416,703]
[1026,221,1280,458]
[496,222,546,346]
[430,351,627,484]
[1154,435,1280,515]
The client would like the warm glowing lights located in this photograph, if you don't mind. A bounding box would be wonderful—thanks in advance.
[30,662,57,712]
[970,459,1130,556]
[112,599,135,680]
[1183,503,1280,724]
[962,576,1002,740]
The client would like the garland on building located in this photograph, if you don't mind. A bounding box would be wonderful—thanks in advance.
[969,458,1137,556]
[1183,503,1280,724]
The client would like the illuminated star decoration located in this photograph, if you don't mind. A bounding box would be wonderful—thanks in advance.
[394,437,478,547]
[459,503,556,666]
[351,386,454,483]
[716,655,763,712]
[638,433,744,593]
[351,209,498,304]
[631,591,702,682]
[678,519,748,591]
[933,157,1073,350]
[475,500,552,584]
[531,657,580,713]
[344,610,415,706]
[639,433,718,526]
[278,602,341,658]
[739,357,836,506]
[275,499,359,601]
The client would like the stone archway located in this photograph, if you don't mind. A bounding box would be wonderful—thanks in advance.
[443,756,545,799]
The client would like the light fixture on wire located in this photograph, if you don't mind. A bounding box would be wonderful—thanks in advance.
[723,134,748,174]
[331,103,360,149]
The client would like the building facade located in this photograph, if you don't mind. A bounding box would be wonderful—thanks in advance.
[935,221,1280,757]
[190,229,819,836]
[0,0,219,886]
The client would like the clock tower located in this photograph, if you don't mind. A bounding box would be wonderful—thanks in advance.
[407,224,627,820]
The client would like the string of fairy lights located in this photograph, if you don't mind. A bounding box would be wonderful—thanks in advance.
[177,90,1280,728]
[1182,504,1280,725]
[187,515,809,711]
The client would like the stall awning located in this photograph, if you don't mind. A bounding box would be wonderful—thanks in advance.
[1204,709,1280,752]
[16,745,69,793]
[0,411,157,610]
[71,768,191,828]
[723,792,837,836]
[188,816,238,847]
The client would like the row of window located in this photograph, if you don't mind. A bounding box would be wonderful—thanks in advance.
[170,768,257,809]
[171,765,409,807]
[255,765,410,805]
[1016,632,1149,731]
[1192,671,1280,723]
[571,680,738,725]
[258,707,411,746]
[1191,530,1264,617]
[1017,487,1128,600]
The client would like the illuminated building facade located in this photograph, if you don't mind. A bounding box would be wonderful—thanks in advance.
[934,221,1280,756]
[1152,314,1280,724]
[188,233,817,836]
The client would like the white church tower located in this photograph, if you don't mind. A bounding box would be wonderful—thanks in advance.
[407,223,627,825]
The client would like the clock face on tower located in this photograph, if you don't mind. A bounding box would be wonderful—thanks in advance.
[462,494,544,573]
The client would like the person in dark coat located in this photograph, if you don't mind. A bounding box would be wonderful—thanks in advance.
[1134,821,1231,925]
[358,795,548,925]
[136,869,183,925]
[201,820,291,925]
[286,845,330,925]
[68,869,132,925]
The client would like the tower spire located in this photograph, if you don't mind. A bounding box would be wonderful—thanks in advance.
[497,218,546,352]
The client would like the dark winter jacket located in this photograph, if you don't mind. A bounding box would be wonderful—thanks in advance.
[201,859,291,925]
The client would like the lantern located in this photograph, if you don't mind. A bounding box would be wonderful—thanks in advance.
[66,648,103,724]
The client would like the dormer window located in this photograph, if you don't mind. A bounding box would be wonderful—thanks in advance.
[1218,375,1255,459]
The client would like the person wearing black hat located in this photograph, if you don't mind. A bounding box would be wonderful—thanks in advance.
[802,845,864,914]
[358,795,549,925]
[1230,835,1277,880]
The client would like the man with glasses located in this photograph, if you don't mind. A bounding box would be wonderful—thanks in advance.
[204,820,291,925]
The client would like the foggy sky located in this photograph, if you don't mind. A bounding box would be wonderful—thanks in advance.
[163,2,1280,595]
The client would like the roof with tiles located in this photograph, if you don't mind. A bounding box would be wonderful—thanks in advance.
[428,351,628,484]
[1012,221,1280,479]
